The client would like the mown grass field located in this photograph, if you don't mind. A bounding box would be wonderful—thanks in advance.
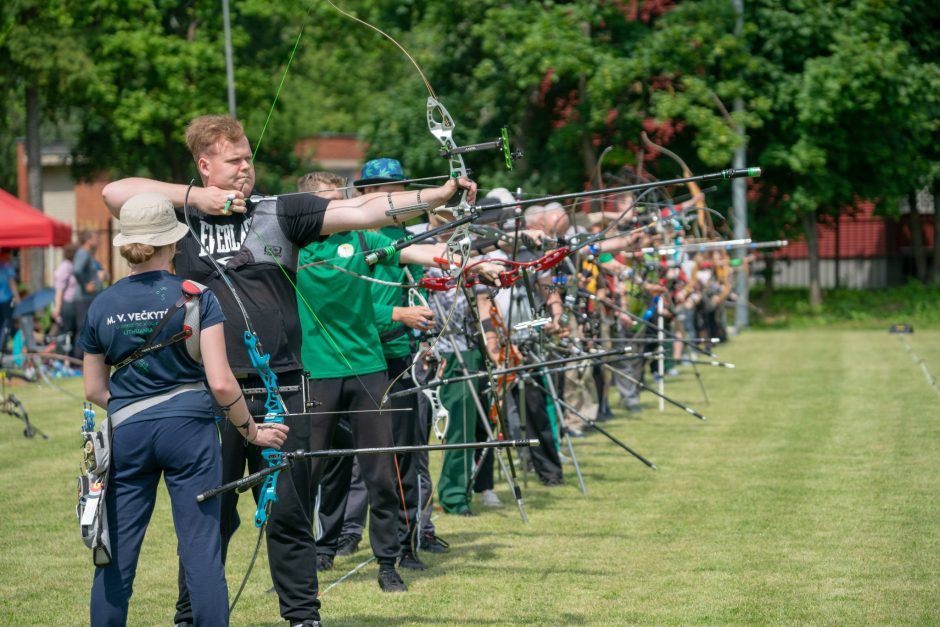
[1,328,939,625]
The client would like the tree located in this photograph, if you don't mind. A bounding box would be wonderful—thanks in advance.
[635,0,940,304]
[65,0,309,188]
[0,0,93,289]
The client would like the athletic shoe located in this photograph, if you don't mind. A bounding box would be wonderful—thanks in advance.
[667,367,680,377]
[398,550,428,570]
[336,533,361,557]
[479,489,503,507]
[316,554,334,572]
[378,566,407,592]
[419,532,450,553]
[291,621,322,627]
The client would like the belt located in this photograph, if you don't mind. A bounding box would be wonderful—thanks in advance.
[109,382,207,429]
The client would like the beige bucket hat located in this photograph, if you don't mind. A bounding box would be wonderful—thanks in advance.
[113,193,189,247]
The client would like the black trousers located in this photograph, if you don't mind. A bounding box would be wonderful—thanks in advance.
[386,355,423,552]
[472,395,495,493]
[309,372,400,565]
[414,378,437,535]
[517,375,563,484]
[175,369,320,623]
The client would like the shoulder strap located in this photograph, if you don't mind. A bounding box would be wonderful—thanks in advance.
[111,281,205,371]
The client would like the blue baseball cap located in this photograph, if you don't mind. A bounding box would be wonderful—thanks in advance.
[354,158,406,187]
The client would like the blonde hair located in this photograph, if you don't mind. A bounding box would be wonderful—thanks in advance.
[185,115,246,161]
[298,171,345,193]
[119,243,174,265]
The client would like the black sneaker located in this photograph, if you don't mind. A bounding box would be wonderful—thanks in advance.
[419,532,450,554]
[377,566,407,592]
[336,533,361,557]
[398,550,427,571]
[316,554,334,572]
[290,621,322,627]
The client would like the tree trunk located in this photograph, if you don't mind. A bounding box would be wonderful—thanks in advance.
[909,190,927,282]
[834,216,840,289]
[762,256,775,293]
[801,211,822,306]
[25,84,45,293]
[930,181,940,285]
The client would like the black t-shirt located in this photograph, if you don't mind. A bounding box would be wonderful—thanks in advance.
[174,193,328,373]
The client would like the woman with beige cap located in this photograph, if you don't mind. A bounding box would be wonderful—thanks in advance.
[79,192,288,626]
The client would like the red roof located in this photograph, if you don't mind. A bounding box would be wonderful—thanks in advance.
[776,202,904,259]
[295,135,366,162]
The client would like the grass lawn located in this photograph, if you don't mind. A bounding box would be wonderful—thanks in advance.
[1,328,938,625]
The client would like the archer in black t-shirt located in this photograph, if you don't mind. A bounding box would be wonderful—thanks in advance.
[101,114,479,622]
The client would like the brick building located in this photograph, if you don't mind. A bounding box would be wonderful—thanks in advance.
[760,193,936,288]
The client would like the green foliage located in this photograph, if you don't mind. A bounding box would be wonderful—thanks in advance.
[0,0,937,229]
[0,0,95,190]
[66,1,310,187]
[642,0,939,258]
[751,282,940,329]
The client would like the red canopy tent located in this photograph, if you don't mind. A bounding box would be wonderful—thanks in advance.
[0,187,72,247]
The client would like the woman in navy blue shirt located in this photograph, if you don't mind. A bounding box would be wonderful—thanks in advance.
[80,193,288,626]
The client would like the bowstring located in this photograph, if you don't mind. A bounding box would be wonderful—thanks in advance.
[251,226,384,410]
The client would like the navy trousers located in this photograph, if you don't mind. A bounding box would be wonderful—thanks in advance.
[90,416,227,627]
[176,370,319,624]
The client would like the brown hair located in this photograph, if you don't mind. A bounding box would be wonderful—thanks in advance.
[78,229,98,245]
[185,115,246,161]
[62,242,79,261]
[297,171,345,193]
[120,243,158,265]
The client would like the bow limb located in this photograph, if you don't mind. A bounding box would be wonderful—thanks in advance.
[407,285,450,441]
[641,131,710,237]
[428,96,470,217]
[243,332,288,527]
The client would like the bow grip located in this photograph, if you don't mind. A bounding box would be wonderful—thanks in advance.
[444,179,468,211]
[535,247,570,272]
[418,276,455,292]
[497,270,521,288]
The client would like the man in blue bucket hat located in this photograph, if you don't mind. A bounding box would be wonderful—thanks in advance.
[324,158,452,571]
[353,158,407,188]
